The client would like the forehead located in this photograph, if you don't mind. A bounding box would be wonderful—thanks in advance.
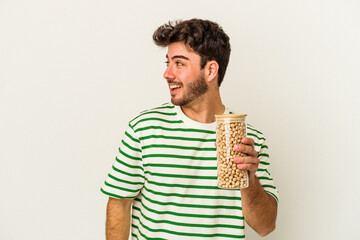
[166,42,200,60]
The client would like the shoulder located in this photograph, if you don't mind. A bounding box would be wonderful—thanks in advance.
[128,102,179,130]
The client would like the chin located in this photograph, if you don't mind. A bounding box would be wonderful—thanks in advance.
[171,98,181,106]
[171,97,183,106]
[171,97,193,107]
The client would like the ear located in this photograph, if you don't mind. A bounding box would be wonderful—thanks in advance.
[205,60,219,84]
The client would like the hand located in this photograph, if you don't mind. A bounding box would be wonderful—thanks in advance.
[233,137,260,177]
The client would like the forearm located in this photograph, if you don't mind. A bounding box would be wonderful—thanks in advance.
[106,197,133,240]
[240,175,277,236]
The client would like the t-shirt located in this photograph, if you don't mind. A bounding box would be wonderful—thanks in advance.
[101,102,279,239]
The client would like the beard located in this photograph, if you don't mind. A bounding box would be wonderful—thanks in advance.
[171,74,209,106]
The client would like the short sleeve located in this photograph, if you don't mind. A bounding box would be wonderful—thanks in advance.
[100,124,144,199]
[255,140,279,202]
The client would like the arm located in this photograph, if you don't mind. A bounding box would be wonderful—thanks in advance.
[234,137,278,236]
[240,175,277,236]
[106,197,133,240]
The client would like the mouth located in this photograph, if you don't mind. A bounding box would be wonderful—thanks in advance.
[169,83,182,94]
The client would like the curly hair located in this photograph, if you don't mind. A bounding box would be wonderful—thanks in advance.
[153,19,231,86]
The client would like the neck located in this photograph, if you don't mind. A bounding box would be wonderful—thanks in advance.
[180,90,225,123]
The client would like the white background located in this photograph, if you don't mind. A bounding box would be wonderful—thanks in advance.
[1,0,359,239]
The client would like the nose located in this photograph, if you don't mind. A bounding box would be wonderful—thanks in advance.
[163,65,175,81]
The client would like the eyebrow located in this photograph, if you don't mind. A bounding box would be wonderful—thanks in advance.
[166,54,190,61]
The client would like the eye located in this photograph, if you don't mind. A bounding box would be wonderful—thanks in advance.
[165,61,169,66]
[176,61,184,66]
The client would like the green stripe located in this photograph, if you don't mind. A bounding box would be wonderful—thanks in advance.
[134,208,245,238]
[247,126,263,135]
[100,188,135,199]
[145,171,216,180]
[247,132,265,141]
[134,204,244,229]
[143,163,216,170]
[140,135,216,142]
[262,184,277,189]
[146,179,220,190]
[143,153,216,161]
[122,140,141,152]
[130,111,177,123]
[140,104,174,114]
[135,125,215,134]
[115,156,143,170]
[131,118,182,128]
[125,130,140,143]
[135,199,244,220]
[112,165,144,178]
[142,144,216,151]
[131,232,139,240]
[256,168,268,172]
[141,192,242,210]
[258,153,269,158]
[108,173,144,185]
[143,185,241,200]
[119,149,142,161]
[266,191,279,202]
[255,143,268,149]
[104,181,139,193]
[259,160,270,166]
[257,176,273,181]
[132,217,168,240]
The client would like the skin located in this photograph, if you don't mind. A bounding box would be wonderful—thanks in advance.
[106,198,133,240]
[234,138,278,236]
[164,42,225,123]
[106,41,277,238]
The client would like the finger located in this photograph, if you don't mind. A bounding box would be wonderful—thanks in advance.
[234,156,260,165]
[241,137,254,147]
[236,163,258,173]
[233,144,258,157]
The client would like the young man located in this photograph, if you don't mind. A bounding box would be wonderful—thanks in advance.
[101,19,278,240]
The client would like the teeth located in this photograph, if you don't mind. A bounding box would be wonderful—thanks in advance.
[170,85,181,89]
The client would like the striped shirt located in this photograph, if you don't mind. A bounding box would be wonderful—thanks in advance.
[101,102,279,239]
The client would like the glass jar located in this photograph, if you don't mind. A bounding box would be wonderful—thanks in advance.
[215,114,248,189]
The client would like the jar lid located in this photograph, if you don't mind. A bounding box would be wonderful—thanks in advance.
[215,114,247,118]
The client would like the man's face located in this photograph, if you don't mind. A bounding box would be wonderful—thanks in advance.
[164,42,208,106]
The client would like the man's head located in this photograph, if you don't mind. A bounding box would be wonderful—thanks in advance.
[153,19,231,87]
[162,42,209,106]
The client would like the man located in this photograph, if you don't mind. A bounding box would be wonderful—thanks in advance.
[101,19,278,240]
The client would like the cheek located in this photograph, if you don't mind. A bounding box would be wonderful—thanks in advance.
[179,71,197,83]
[174,71,187,83]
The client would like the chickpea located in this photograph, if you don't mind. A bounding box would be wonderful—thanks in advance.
[216,115,248,189]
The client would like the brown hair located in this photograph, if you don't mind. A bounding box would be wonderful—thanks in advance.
[153,19,231,86]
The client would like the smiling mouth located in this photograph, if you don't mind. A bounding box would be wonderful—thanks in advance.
[169,84,182,94]
[170,84,181,90]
